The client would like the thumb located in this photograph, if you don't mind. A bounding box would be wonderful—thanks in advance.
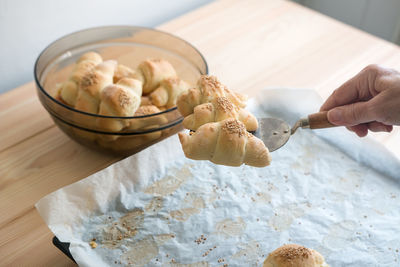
[327,102,373,126]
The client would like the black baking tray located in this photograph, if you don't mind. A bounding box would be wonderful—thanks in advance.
[53,236,76,263]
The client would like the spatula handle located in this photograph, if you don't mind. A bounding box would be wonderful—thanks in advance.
[308,111,336,129]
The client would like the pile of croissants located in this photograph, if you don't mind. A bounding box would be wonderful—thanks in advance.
[56,51,271,167]
[176,75,271,167]
[56,51,190,134]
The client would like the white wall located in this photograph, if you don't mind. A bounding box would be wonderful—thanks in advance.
[0,0,213,94]
[293,0,400,44]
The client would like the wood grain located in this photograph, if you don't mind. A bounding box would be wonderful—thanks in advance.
[1,0,400,265]
[308,111,336,129]
[0,82,55,152]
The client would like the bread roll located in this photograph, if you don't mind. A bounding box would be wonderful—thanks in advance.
[139,59,177,94]
[141,96,153,106]
[177,75,247,117]
[97,78,142,133]
[150,77,190,108]
[60,52,102,106]
[129,105,167,141]
[113,64,144,85]
[77,52,103,64]
[263,244,329,267]
[178,119,271,167]
[113,64,134,83]
[182,96,258,131]
[75,60,117,114]
[129,105,167,131]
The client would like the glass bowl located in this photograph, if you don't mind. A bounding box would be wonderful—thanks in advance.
[34,26,208,156]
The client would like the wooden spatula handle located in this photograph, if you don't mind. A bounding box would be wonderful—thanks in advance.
[308,111,336,129]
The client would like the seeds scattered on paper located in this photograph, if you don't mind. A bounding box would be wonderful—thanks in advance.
[195,234,207,245]
[202,245,217,257]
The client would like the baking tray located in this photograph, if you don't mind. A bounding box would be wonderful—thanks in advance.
[53,236,75,263]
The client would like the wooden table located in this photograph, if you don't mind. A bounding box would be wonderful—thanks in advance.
[1,0,399,265]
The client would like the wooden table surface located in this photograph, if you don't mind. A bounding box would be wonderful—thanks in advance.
[1,0,400,265]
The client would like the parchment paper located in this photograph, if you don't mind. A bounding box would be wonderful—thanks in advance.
[36,89,400,267]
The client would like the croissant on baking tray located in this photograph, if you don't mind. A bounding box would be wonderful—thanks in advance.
[183,96,258,131]
[59,52,103,106]
[138,59,177,94]
[75,60,117,114]
[177,75,248,117]
[150,77,190,108]
[178,119,271,167]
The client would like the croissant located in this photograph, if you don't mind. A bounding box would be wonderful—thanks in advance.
[97,78,142,132]
[177,75,248,117]
[118,77,143,97]
[75,60,117,114]
[113,64,135,83]
[140,96,153,106]
[139,59,177,94]
[178,119,271,167]
[59,52,102,106]
[129,105,167,131]
[182,96,258,131]
[129,105,168,141]
[150,77,190,108]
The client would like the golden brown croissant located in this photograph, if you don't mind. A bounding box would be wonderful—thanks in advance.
[178,119,271,167]
[113,64,144,85]
[75,60,117,114]
[129,105,167,131]
[138,59,177,94]
[113,64,135,83]
[129,105,168,141]
[140,96,153,106]
[150,77,190,108]
[60,52,102,106]
[97,78,142,133]
[177,75,248,117]
[182,96,258,131]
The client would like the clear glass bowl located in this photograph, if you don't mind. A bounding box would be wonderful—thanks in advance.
[34,26,208,156]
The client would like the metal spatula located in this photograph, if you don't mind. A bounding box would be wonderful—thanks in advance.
[253,111,336,152]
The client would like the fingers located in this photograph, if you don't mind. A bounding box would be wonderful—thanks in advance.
[320,78,362,112]
[320,64,400,137]
[347,125,368,137]
[367,121,393,132]
[320,65,379,111]
[346,122,392,137]
[327,101,373,126]
[367,88,400,125]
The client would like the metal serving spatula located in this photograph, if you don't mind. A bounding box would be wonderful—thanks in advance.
[253,111,336,152]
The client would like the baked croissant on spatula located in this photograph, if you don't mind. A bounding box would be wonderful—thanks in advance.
[177,75,271,167]
[178,119,271,167]
[182,96,258,131]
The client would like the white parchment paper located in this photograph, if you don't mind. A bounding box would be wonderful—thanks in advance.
[36,89,400,267]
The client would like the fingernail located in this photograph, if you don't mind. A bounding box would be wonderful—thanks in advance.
[376,126,388,132]
[328,109,343,122]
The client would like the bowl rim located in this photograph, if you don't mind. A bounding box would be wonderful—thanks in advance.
[34,25,208,119]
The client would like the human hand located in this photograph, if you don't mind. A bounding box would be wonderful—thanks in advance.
[320,64,400,137]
